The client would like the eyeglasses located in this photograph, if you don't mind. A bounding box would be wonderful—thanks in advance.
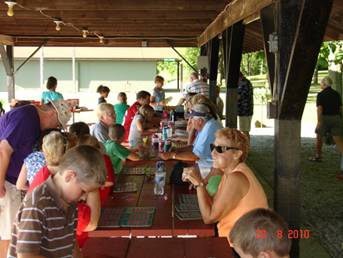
[210,143,240,153]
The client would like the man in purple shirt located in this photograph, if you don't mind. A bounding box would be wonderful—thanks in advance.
[0,100,71,258]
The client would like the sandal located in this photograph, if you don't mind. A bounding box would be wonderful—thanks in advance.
[308,156,322,162]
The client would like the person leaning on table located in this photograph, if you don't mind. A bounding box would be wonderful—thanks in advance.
[159,103,223,178]
[182,128,268,239]
[0,99,71,258]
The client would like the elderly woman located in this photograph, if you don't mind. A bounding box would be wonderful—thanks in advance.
[182,128,268,238]
[160,103,223,179]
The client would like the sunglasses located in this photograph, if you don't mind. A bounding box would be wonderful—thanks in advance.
[210,143,240,153]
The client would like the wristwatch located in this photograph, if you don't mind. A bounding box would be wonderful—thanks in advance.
[172,152,177,159]
[194,182,204,189]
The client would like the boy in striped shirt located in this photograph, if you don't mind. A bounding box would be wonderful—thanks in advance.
[9,145,106,258]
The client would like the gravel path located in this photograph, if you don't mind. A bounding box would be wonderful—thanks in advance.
[248,135,343,258]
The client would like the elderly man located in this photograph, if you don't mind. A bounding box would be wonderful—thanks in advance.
[184,72,209,97]
[0,100,71,258]
[160,103,223,178]
[308,76,343,180]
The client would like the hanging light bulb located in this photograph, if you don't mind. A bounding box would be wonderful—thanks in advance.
[5,0,17,17]
[82,28,88,38]
[53,18,63,31]
[99,35,104,44]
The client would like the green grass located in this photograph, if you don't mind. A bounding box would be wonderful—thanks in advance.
[247,70,330,105]
[248,135,343,258]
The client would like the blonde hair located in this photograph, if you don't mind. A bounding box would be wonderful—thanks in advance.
[138,105,154,118]
[57,145,106,187]
[42,131,66,166]
[96,103,115,120]
[230,208,291,257]
[216,128,249,162]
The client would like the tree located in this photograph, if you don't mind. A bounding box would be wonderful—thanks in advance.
[156,47,200,82]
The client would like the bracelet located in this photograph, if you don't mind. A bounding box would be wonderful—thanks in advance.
[172,152,177,159]
[194,182,204,189]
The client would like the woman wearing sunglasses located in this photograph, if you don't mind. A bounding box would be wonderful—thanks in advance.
[182,128,268,239]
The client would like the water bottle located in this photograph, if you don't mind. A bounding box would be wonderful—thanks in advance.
[154,161,166,195]
[169,110,175,122]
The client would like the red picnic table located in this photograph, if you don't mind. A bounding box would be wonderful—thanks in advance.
[82,237,234,258]
[88,161,215,238]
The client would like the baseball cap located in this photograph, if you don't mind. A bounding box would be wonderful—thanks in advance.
[49,99,72,130]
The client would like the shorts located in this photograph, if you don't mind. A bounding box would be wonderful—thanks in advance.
[238,116,252,132]
[0,181,22,240]
[315,115,343,137]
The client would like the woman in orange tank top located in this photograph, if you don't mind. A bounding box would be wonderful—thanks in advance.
[182,128,268,239]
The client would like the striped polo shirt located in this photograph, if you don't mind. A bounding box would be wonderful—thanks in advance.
[9,176,78,258]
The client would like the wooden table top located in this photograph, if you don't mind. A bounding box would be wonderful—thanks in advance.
[89,161,214,238]
[82,237,234,258]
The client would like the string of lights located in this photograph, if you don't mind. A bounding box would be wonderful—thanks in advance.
[4,0,105,44]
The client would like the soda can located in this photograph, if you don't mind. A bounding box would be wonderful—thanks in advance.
[159,139,164,152]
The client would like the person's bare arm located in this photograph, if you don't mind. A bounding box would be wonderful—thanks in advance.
[0,140,13,197]
[127,152,141,161]
[183,168,249,224]
[16,164,29,190]
[159,150,198,161]
[84,190,101,232]
[136,118,144,132]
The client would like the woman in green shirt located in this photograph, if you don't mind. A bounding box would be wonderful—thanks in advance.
[41,76,64,104]
[114,92,129,124]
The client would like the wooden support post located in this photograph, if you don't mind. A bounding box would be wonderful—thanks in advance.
[274,120,301,256]
[0,45,15,102]
[260,4,276,94]
[273,1,333,257]
[6,46,14,102]
[223,21,245,128]
[207,36,219,104]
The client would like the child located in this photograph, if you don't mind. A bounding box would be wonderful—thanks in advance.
[74,134,114,247]
[97,85,110,104]
[41,76,64,104]
[91,103,116,142]
[9,145,106,258]
[16,130,64,191]
[229,208,291,258]
[69,121,90,137]
[128,105,155,148]
[104,124,141,175]
[123,90,151,141]
[151,75,166,111]
[123,90,151,142]
[114,92,129,125]
[76,134,115,204]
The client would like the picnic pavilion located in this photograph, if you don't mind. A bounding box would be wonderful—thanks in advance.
[1,1,343,257]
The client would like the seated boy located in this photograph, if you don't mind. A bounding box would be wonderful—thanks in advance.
[91,103,116,142]
[104,124,141,175]
[229,208,291,258]
[9,145,106,258]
